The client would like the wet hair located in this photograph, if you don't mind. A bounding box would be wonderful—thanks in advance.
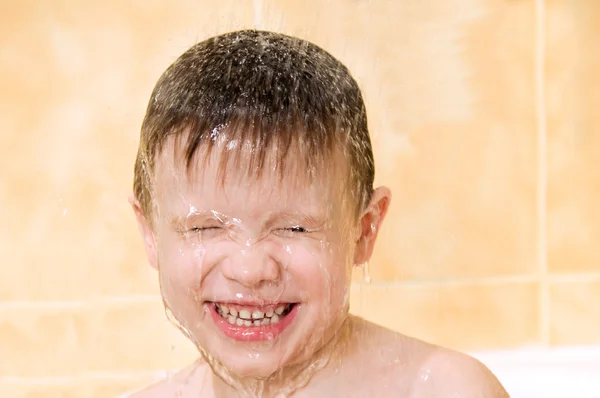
[134,29,375,219]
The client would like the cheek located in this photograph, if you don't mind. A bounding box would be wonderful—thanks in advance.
[287,240,351,301]
[156,235,209,289]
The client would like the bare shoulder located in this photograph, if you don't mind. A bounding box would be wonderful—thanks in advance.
[348,317,508,397]
[122,361,212,398]
[415,346,509,397]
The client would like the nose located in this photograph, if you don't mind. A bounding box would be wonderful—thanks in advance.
[220,244,281,288]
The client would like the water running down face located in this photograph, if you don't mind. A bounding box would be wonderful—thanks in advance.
[133,134,382,386]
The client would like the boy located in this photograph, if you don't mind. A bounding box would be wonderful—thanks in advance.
[129,30,508,397]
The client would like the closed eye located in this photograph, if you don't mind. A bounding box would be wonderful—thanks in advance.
[274,226,310,238]
[181,226,224,240]
[288,226,308,233]
[190,226,220,232]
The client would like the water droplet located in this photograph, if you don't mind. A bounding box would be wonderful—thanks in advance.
[187,205,198,216]
[363,261,372,284]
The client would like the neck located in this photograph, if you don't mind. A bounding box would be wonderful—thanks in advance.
[209,316,356,398]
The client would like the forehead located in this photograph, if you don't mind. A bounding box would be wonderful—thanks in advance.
[152,134,349,218]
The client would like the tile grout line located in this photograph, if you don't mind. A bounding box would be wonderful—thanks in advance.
[0,295,162,310]
[0,371,170,384]
[352,275,540,287]
[535,0,550,346]
[547,273,600,283]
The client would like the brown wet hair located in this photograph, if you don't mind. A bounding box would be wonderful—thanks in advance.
[134,29,375,220]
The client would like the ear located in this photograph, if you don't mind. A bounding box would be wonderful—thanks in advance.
[353,186,392,265]
[129,194,159,270]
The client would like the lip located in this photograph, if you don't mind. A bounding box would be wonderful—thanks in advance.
[207,302,299,342]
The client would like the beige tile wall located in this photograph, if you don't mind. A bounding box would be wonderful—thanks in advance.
[1,0,598,396]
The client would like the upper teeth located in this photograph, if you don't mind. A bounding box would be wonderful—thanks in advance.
[216,303,289,321]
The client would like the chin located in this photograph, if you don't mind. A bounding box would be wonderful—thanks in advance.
[219,352,289,379]
[199,330,310,379]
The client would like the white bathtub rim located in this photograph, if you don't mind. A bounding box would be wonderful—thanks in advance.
[471,344,600,363]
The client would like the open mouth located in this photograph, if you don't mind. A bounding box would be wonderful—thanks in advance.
[213,302,296,326]
[207,301,299,341]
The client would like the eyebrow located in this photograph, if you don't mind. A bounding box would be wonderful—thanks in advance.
[264,211,324,227]
[169,210,324,229]
[169,209,221,228]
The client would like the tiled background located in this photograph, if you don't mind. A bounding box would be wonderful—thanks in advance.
[1,0,599,396]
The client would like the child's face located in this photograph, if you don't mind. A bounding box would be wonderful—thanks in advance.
[139,136,362,378]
